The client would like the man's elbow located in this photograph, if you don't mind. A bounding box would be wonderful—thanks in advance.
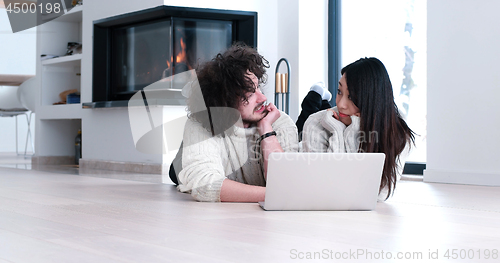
[190,179,224,202]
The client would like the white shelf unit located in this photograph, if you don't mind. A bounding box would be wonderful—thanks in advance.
[38,7,82,108]
[41,53,82,65]
[36,119,82,158]
[35,6,83,162]
[37,104,82,120]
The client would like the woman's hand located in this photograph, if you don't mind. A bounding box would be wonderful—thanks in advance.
[327,108,353,126]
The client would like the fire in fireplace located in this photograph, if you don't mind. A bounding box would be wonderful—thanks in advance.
[91,6,257,106]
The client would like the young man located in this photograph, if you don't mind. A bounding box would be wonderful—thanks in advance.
[170,43,298,202]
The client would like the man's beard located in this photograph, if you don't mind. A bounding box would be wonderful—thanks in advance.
[242,109,269,127]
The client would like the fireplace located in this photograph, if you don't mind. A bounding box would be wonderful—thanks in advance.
[89,6,257,107]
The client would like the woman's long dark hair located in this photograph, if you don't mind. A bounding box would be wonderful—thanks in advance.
[341,57,415,199]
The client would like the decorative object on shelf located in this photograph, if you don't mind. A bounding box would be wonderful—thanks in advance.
[72,0,83,7]
[65,42,82,56]
[275,58,290,114]
[75,129,82,165]
[53,89,79,105]
[40,54,59,60]
[67,92,80,104]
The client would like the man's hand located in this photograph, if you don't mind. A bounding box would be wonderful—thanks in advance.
[257,103,280,135]
[256,102,283,180]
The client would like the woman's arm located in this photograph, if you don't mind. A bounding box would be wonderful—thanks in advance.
[302,109,347,153]
[343,115,361,153]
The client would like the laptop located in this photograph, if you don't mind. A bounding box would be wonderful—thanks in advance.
[259,152,385,211]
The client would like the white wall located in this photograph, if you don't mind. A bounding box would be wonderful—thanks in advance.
[81,0,166,164]
[0,9,36,153]
[296,0,328,121]
[424,0,500,185]
[277,0,299,118]
[275,0,329,121]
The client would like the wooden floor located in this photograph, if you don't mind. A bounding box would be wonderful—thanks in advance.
[0,155,499,262]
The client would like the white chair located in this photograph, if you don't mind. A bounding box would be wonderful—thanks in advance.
[0,75,36,157]
[17,77,37,156]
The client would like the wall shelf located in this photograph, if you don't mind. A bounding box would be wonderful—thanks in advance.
[42,54,82,66]
[37,104,82,120]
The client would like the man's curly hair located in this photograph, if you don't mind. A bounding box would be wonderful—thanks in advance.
[187,43,270,134]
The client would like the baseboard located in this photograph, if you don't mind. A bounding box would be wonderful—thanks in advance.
[79,159,169,175]
[32,155,75,166]
[424,169,500,186]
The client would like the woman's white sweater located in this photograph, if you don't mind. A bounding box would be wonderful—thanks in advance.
[302,107,409,180]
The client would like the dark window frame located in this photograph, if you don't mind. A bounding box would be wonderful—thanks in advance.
[328,0,340,107]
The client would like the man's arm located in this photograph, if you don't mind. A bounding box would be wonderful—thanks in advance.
[259,131,283,179]
[177,120,229,202]
[220,179,265,202]
[257,103,283,179]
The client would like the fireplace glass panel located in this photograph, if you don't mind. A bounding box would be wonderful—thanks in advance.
[170,18,232,76]
[111,19,171,100]
[110,18,232,101]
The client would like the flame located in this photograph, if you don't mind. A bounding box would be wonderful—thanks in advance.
[175,38,187,64]
[163,36,191,78]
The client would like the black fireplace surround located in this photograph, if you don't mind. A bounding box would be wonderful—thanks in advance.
[86,5,257,108]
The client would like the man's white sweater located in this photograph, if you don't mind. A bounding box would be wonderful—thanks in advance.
[177,111,299,202]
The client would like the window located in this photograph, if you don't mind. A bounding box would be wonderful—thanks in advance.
[330,0,427,171]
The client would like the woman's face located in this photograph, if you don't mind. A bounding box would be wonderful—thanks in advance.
[336,73,360,118]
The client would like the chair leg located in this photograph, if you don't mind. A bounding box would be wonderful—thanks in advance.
[23,112,34,158]
[29,112,34,154]
[15,115,19,155]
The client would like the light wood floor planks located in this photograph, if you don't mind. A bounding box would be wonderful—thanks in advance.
[0,160,499,262]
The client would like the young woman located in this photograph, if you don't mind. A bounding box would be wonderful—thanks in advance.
[301,57,415,199]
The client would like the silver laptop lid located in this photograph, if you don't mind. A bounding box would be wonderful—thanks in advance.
[263,152,385,211]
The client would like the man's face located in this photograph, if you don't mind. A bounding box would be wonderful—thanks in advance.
[237,72,268,128]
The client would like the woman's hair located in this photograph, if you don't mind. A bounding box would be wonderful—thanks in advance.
[187,42,269,134]
[341,57,416,199]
